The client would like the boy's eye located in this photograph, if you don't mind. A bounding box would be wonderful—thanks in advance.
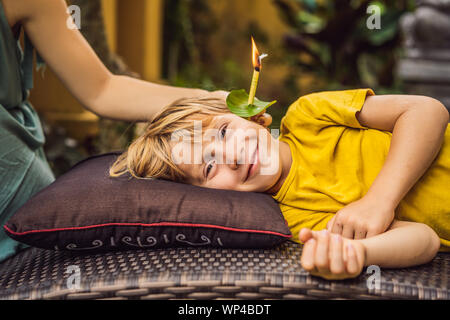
[206,161,215,178]
[220,125,228,139]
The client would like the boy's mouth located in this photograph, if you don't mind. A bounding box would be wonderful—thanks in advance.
[245,143,259,182]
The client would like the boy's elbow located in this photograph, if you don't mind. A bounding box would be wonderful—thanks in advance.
[428,98,449,125]
[423,224,441,261]
[430,229,442,255]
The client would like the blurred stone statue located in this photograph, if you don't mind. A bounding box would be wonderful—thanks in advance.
[401,0,450,55]
[398,0,450,111]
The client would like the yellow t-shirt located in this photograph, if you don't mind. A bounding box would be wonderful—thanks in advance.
[273,89,450,252]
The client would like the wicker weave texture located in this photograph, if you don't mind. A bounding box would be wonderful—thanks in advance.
[0,241,449,300]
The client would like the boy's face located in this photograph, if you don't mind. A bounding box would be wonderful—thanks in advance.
[172,113,283,193]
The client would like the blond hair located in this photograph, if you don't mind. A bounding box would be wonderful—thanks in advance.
[109,96,230,182]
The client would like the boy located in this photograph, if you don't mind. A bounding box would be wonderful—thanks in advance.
[110,89,450,280]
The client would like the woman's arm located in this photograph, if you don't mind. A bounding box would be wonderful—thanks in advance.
[78,76,220,122]
[300,220,441,280]
[5,0,220,122]
[329,94,449,239]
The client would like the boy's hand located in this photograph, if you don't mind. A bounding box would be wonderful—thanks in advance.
[299,229,366,280]
[327,196,395,239]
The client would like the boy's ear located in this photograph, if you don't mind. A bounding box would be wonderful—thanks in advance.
[250,113,272,128]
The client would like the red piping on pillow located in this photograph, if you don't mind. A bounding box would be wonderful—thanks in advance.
[3,222,291,238]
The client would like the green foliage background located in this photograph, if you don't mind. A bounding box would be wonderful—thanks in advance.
[162,0,415,129]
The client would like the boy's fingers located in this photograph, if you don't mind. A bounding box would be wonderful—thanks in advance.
[345,244,359,275]
[314,231,330,273]
[342,224,355,239]
[354,228,367,240]
[366,228,380,238]
[329,234,345,274]
[331,219,343,235]
[299,228,314,243]
[301,239,317,271]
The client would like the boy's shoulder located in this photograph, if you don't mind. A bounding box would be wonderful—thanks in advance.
[296,88,372,104]
[282,89,338,120]
[287,88,374,113]
[280,89,374,131]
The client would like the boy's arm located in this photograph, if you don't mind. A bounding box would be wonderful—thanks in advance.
[300,220,441,280]
[329,95,449,239]
[358,220,441,268]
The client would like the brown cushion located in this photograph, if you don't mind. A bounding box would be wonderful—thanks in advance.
[4,152,291,252]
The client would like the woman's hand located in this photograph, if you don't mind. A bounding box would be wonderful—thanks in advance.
[327,196,395,240]
[208,90,229,100]
[299,229,366,280]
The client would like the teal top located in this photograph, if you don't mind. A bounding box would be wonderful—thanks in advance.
[0,1,55,262]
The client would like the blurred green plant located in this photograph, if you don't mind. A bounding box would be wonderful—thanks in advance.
[164,0,214,90]
[162,0,281,124]
[162,0,253,92]
[161,0,417,130]
[274,0,416,92]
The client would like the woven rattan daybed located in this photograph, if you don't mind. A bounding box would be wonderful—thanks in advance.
[0,240,448,300]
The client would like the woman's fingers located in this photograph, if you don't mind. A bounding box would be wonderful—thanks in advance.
[329,234,345,274]
[210,90,229,100]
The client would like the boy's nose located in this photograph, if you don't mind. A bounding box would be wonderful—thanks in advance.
[212,141,241,170]
[228,157,239,170]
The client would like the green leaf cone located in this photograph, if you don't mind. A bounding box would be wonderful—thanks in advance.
[226,89,277,118]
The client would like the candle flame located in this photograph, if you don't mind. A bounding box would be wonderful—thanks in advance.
[251,37,262,71]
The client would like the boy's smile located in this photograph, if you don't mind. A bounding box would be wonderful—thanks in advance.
[171,113,292,194]
[245,142,259,182]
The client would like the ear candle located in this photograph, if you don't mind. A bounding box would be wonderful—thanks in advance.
[226,37,277,120]
[247,68,260,105]
[247,37,268,106]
